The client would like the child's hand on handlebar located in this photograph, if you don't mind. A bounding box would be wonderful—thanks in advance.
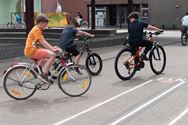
[90,34,95,38]
[53,46,62,53]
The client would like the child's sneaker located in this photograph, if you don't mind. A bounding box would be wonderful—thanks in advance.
[74,67,83,75]
[39,74,53,84]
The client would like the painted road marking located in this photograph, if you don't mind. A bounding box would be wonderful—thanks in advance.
[110,80,186,125]
[52,80,153,125]
[168,108,188,125]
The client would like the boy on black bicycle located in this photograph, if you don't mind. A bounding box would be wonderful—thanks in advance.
[127,12,162,69]
[59,18,95,65]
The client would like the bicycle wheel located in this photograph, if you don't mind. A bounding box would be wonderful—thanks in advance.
[58,64,92,97]
[149,45,166,75]
[3,65,37,100]
[85,53,103,75]
[7,22,15,29]
[114,48,136,80]
[19,21,26,29]
[181,33,187,46]
[81,21,88,28]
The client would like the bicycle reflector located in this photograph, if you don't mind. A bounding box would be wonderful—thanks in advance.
[82,79,87,89]
[21,71,32,78]
[11,89,21,96]
[63,72,68,80]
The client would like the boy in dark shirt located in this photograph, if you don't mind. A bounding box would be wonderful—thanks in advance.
[59,18,95,65]
[128,12,162,61]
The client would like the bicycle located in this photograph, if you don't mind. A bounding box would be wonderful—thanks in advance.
[181,26,188,46]
[7,13,26,29]
[64,36,103,75]
[3,51,92,100]
[80,20,88,28]
[114,31,166,80]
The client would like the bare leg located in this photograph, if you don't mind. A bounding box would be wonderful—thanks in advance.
[37,59,47,67]
[75,54,81,65]
[42,51,56,75]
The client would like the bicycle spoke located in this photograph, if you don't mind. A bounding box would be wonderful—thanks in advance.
[3,66,37,100]
[58,64,91,97]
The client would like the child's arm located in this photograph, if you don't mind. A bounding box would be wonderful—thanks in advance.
[147,25,162,31]
[77,31,95,38]
[39,38,59,52]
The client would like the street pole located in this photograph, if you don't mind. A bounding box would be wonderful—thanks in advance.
[127,0,133,14]
[25,0,34,36]
[91,0,95,29]
[120,5,122,28]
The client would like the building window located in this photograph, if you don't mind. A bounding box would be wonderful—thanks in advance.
[89,6,106,26]
[141,4,149,18]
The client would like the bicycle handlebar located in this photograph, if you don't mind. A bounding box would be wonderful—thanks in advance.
[144,30,164,36]
[76,36,94,42]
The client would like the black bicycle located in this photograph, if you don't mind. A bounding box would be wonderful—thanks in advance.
[65,37,103,75]
[181,27,188,46]
[114,31,166,80]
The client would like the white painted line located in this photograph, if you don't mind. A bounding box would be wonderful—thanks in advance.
[110,81,186,125]
[168,108,188,125]
[53,80,153,125]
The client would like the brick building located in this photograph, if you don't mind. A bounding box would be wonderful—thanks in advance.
[1,0,187,29]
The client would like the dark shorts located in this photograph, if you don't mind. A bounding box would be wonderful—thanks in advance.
[181,26,188,34]
[66,46,80,57]
[129,40,153,55]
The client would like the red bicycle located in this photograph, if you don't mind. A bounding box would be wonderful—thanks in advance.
[114,31,166,80]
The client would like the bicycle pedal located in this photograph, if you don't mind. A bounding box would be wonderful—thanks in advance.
[37,82,51,90]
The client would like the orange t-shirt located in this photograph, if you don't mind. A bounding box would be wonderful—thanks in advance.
[24,26,44,57]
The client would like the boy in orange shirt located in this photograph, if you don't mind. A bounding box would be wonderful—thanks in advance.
[24,14,60,83]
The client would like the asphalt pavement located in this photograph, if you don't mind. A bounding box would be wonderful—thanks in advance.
[0,32,188,125]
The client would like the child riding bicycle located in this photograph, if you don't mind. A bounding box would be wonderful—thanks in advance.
[59,18,95,65]
[24,14,61,84]
[181,12,188,35]
[127,12,162,70]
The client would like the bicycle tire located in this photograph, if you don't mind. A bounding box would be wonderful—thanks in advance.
[19,21,26,29]
[149,45,166,75]
[181,33,187,46]
[58,64,92,97]
[7,22,15,29]
[3,65,37,100]
[114,48,136,80]
[85,53,103,75]
[81,21,88,28]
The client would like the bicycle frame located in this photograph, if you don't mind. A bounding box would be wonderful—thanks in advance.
[67,39,92,62]
[126,47,143,68]
[3,56,75,86]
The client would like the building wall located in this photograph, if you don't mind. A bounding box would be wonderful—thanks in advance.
[149,0,188,29]
[59,0,88,20]
[0,0,41,25]
[41,0,57,13]
[41,0,87,20]
[85,0,148,5]
[0,0,20,24]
